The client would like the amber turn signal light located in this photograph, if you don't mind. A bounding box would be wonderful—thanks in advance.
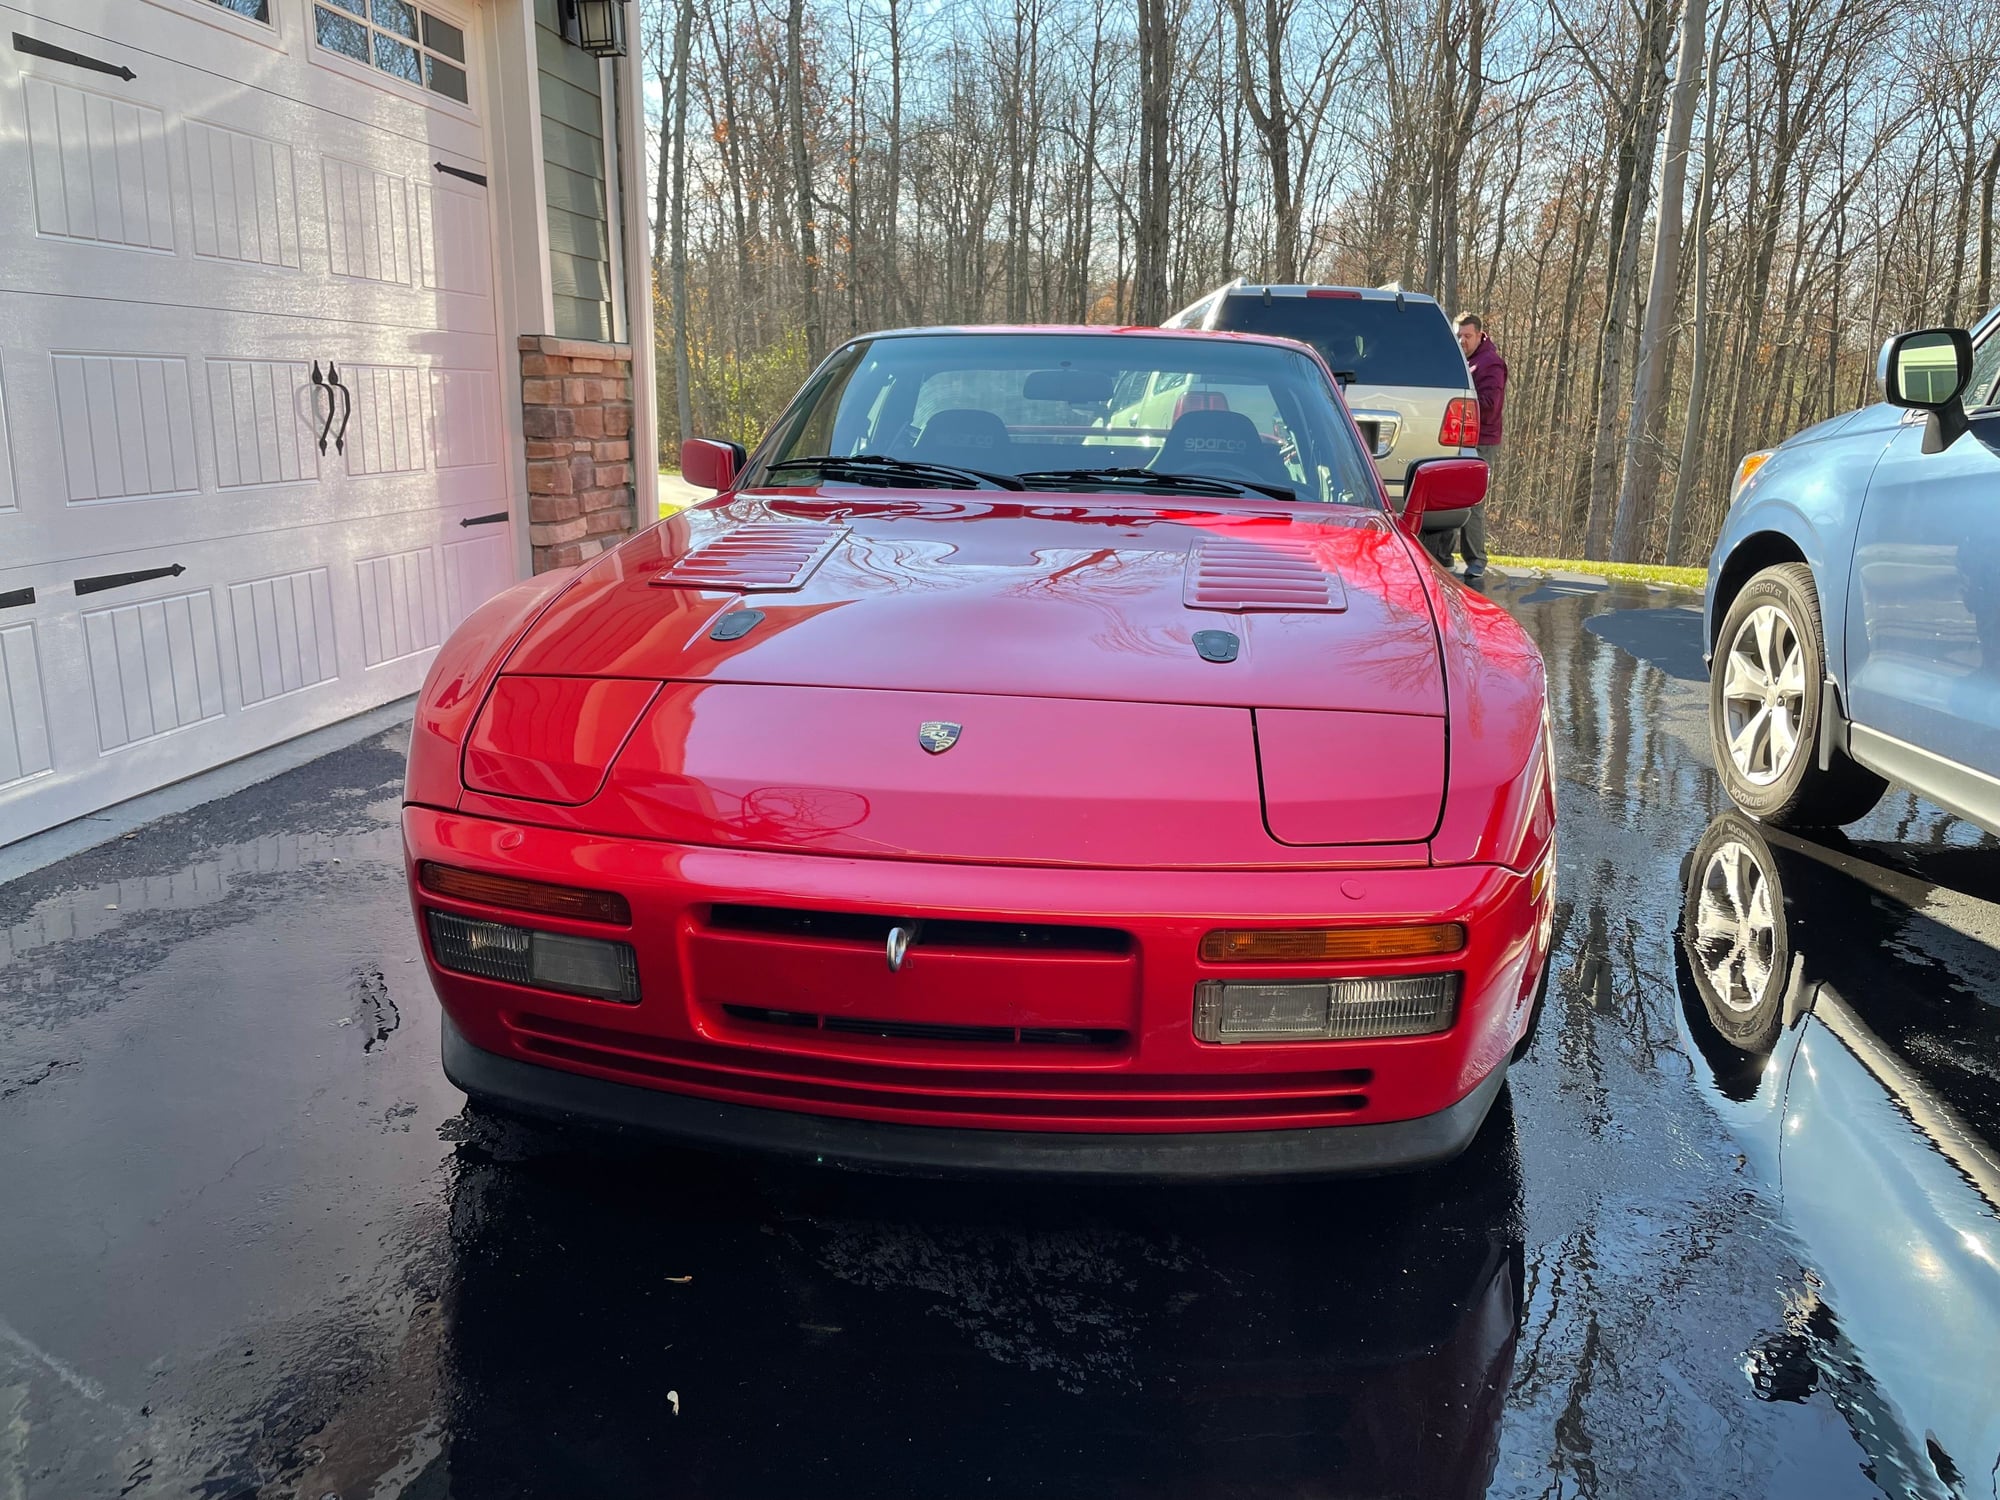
[1200,924,1467,962]
[418,862,632,925]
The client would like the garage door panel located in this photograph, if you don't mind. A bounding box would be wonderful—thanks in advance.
[23,74,176,253]
[51,352,202,504]
[1,0,514,845]
[23,2,491,164]
[82,586,226,752]
[354,543,443,667]
[206,357,323,489]
[229,565,339,706]
[6,41,493,335]
[7,302,509,569]
[0,622,54,791]
[185,116,303,269]
[339,362,427,476]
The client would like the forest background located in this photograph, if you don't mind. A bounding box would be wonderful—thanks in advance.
[637,0,1999,563]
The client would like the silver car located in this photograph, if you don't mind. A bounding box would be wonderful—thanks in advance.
[1165,281,1482,503]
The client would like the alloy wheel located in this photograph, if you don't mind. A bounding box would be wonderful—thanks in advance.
[1691,839,1777,1014]
[1721,604,1808,785]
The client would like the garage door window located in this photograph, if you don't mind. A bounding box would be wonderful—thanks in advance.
[314,0,470,106]
[205,0,272,20]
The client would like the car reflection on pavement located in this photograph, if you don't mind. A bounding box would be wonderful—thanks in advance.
[437,1101,1526,1497]
[1677,812,2000,1497]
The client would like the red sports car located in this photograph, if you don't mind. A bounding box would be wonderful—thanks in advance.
[404,327,1555,1177]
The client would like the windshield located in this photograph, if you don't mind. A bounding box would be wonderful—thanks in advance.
[746,332,1381,507]
[1210,296,1471,390]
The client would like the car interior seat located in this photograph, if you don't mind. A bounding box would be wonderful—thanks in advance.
[1154,409,1291,486]
[911,408,1012,467]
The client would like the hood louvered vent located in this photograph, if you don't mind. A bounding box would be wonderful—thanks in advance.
[652,523,849,592]
[1184,537,1348,612]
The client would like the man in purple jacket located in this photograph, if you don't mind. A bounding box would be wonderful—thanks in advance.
[1455,315,1508,583]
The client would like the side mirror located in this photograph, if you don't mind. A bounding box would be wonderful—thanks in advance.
[1880,327,1973,451]
[681,437,746,491]
[1399,457,1487,535]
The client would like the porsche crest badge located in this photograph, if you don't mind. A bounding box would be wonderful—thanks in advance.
[918,721,962,754]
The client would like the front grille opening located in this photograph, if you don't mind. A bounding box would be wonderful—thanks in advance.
[721,1003,1126,1048]
[706,904,1132,955]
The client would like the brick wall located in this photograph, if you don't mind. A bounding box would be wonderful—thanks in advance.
[520,335,638,572]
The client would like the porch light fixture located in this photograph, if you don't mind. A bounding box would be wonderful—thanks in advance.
[564,0,627,57]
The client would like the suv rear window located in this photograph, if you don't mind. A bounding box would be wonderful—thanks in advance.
[1210,295,1470,390]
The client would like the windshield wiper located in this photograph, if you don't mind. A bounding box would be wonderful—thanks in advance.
[1016,466,1297,504]
[762,454,1024,491]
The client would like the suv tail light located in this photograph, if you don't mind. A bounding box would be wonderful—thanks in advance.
[1440,397,1480,447]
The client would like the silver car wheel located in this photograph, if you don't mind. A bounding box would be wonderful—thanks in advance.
[1691,839,1776,1014]
[1720,603,1808,786]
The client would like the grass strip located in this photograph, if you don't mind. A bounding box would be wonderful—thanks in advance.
[1490,555,1707,590]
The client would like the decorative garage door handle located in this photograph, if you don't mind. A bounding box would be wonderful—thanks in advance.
[311,362,335,455]
[329,363,353,455]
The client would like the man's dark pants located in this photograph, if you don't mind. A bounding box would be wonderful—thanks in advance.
[1457,443,1499,574]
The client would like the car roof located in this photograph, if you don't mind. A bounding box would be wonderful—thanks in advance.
[855,323,1328,347]
[1223,284,1443,305]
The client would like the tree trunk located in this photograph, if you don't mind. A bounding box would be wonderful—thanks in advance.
[1132,0,1174,321]
[885,0,905,324]
[668,0,695,446]
[1611,0,1707,560]
[1582,7,1671,558]
[786,0,823,364]
[1664,9,1729,566]
[1976,137,2000,316]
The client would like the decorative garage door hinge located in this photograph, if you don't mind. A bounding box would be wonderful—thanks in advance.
[74,564,185,597]
[434,162,487,187]
[0,587,33,611]
[12,33,134,82]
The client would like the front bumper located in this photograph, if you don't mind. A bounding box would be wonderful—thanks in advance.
[407,805,1550,1171]
[443,1011,1511,1179]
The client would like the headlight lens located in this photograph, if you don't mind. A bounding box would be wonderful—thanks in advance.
[1731,450,1774,500]
[1194,974,1459,1043]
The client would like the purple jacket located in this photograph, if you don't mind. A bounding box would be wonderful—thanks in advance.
[1467,336,1508,446]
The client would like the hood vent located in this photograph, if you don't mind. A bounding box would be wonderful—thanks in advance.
[652,522,848,592]
[1184,537,1349,612]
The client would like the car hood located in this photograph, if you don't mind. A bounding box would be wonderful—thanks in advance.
[503,493,1447,716]
[1779,402,1902,449]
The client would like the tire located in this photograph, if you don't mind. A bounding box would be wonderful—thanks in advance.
[1680,812,1789,1056]
[1708,562,1886,828]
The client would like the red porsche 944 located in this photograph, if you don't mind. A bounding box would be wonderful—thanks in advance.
[404,327,1555,1177]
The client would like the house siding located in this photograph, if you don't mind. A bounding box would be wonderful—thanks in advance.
[533,0,614,343]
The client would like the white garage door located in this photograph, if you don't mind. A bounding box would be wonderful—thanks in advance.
[0,0,517,844]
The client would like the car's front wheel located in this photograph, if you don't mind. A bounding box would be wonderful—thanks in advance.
[1708,562,1886,828]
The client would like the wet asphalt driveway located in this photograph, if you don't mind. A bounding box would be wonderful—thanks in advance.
[4,575,1998,1499]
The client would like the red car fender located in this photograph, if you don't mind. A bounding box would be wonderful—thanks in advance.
[405,567,580,809]
[1424,574,1555,871]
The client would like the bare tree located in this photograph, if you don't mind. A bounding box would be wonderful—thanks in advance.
[1611,0,1709,559]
